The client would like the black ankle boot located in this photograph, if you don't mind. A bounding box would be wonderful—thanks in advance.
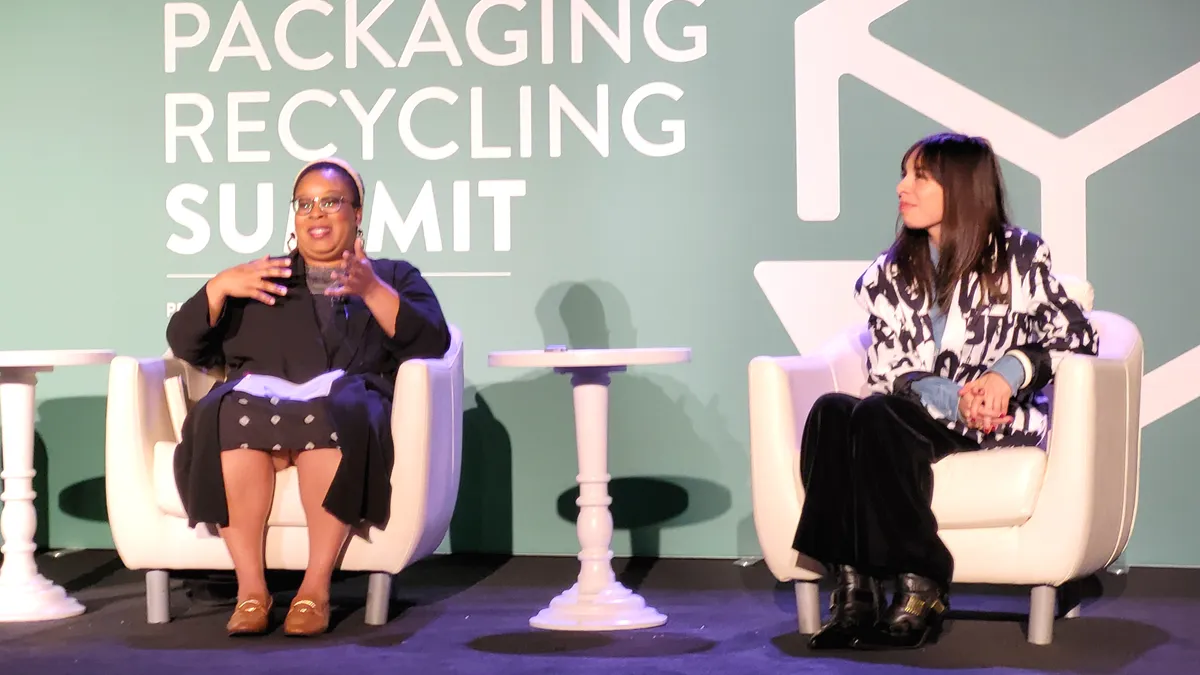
[852,573,948,650]
[807,565,885,650]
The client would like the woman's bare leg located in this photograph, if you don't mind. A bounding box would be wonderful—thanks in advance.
[218,449,284,601]
[294,448,351,603]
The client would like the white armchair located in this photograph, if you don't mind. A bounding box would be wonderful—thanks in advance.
[104,324,464,626]
[749,280,1142,645]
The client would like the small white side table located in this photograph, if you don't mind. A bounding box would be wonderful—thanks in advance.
[488,346,692,631]
[0,349,115,622]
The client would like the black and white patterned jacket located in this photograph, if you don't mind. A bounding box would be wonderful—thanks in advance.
[854,227,1099,448]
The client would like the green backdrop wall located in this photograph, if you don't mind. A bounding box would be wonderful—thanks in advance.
[2,0,1198,566]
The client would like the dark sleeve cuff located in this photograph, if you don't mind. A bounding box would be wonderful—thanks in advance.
[1008,344,1054,399]
[892,371,937,402]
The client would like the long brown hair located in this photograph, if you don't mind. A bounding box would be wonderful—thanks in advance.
[889,133,1011,313]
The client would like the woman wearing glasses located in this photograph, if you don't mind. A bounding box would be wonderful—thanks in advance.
[166,158,451,637]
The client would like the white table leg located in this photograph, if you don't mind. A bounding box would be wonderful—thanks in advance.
[530,366,667,631]
[0,369,86,622]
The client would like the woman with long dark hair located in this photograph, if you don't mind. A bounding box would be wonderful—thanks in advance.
[792,133,1098,650]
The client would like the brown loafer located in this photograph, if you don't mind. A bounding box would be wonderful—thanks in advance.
[283,598,330,637]
[226,597,273,636]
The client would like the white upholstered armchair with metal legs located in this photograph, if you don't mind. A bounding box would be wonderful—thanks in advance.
[749,279,1142,645]
[104,325,464,626]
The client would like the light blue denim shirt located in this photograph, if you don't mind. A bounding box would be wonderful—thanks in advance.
[909,241,1025,420]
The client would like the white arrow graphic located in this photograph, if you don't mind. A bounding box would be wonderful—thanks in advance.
[762,0,1200,426]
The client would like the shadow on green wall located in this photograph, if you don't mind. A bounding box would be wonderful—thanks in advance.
[451,389,515,555]
[450,280,742,557]
[33,432,50,548]
[0,397,109,550]
[38,397,110,525]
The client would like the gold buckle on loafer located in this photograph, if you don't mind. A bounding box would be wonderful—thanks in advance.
[236,599,267,613]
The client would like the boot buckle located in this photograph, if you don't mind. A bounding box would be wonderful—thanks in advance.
[900,594,946,616]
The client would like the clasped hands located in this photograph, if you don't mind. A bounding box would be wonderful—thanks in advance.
[958,372,1014,434]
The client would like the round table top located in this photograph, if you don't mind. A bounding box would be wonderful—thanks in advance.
[0,349,116,369]
[488,347,692,369]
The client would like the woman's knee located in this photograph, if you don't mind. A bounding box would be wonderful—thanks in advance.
[849,393,902,424]
[807,392,858,422]
[799,393,859,481]
[221,448,276,474]
[294,449,343,492]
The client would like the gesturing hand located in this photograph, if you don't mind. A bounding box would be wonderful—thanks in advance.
[958,372,1014,433]
[327,238,382,299]
[210,255,292,306]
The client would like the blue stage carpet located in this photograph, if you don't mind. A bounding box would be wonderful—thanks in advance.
[0,551,1188,674]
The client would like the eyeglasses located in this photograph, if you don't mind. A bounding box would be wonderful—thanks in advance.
[291,196,348,215]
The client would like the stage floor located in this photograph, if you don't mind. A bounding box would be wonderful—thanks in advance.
[0,550,1192,674]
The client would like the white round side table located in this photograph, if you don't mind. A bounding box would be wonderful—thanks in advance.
[488,346,692,631]
[0,349,115,622]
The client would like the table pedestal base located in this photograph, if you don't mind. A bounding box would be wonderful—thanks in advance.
[530,365,668,632]
[530,580,667,631]
[0,574,86,623]
[0,368,87,622]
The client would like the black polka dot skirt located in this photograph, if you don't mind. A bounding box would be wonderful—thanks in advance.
[217,391,341,453]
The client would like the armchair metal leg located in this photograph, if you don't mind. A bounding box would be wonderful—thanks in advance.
[365,572,392,626]
[1028,585,1056,645]
[795,580,822,635]
[146,570,171,624]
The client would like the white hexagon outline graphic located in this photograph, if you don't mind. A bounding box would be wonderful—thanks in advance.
[755,0,1200,426]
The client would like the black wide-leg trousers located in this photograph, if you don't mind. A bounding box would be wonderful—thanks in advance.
[791,392,979,589]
